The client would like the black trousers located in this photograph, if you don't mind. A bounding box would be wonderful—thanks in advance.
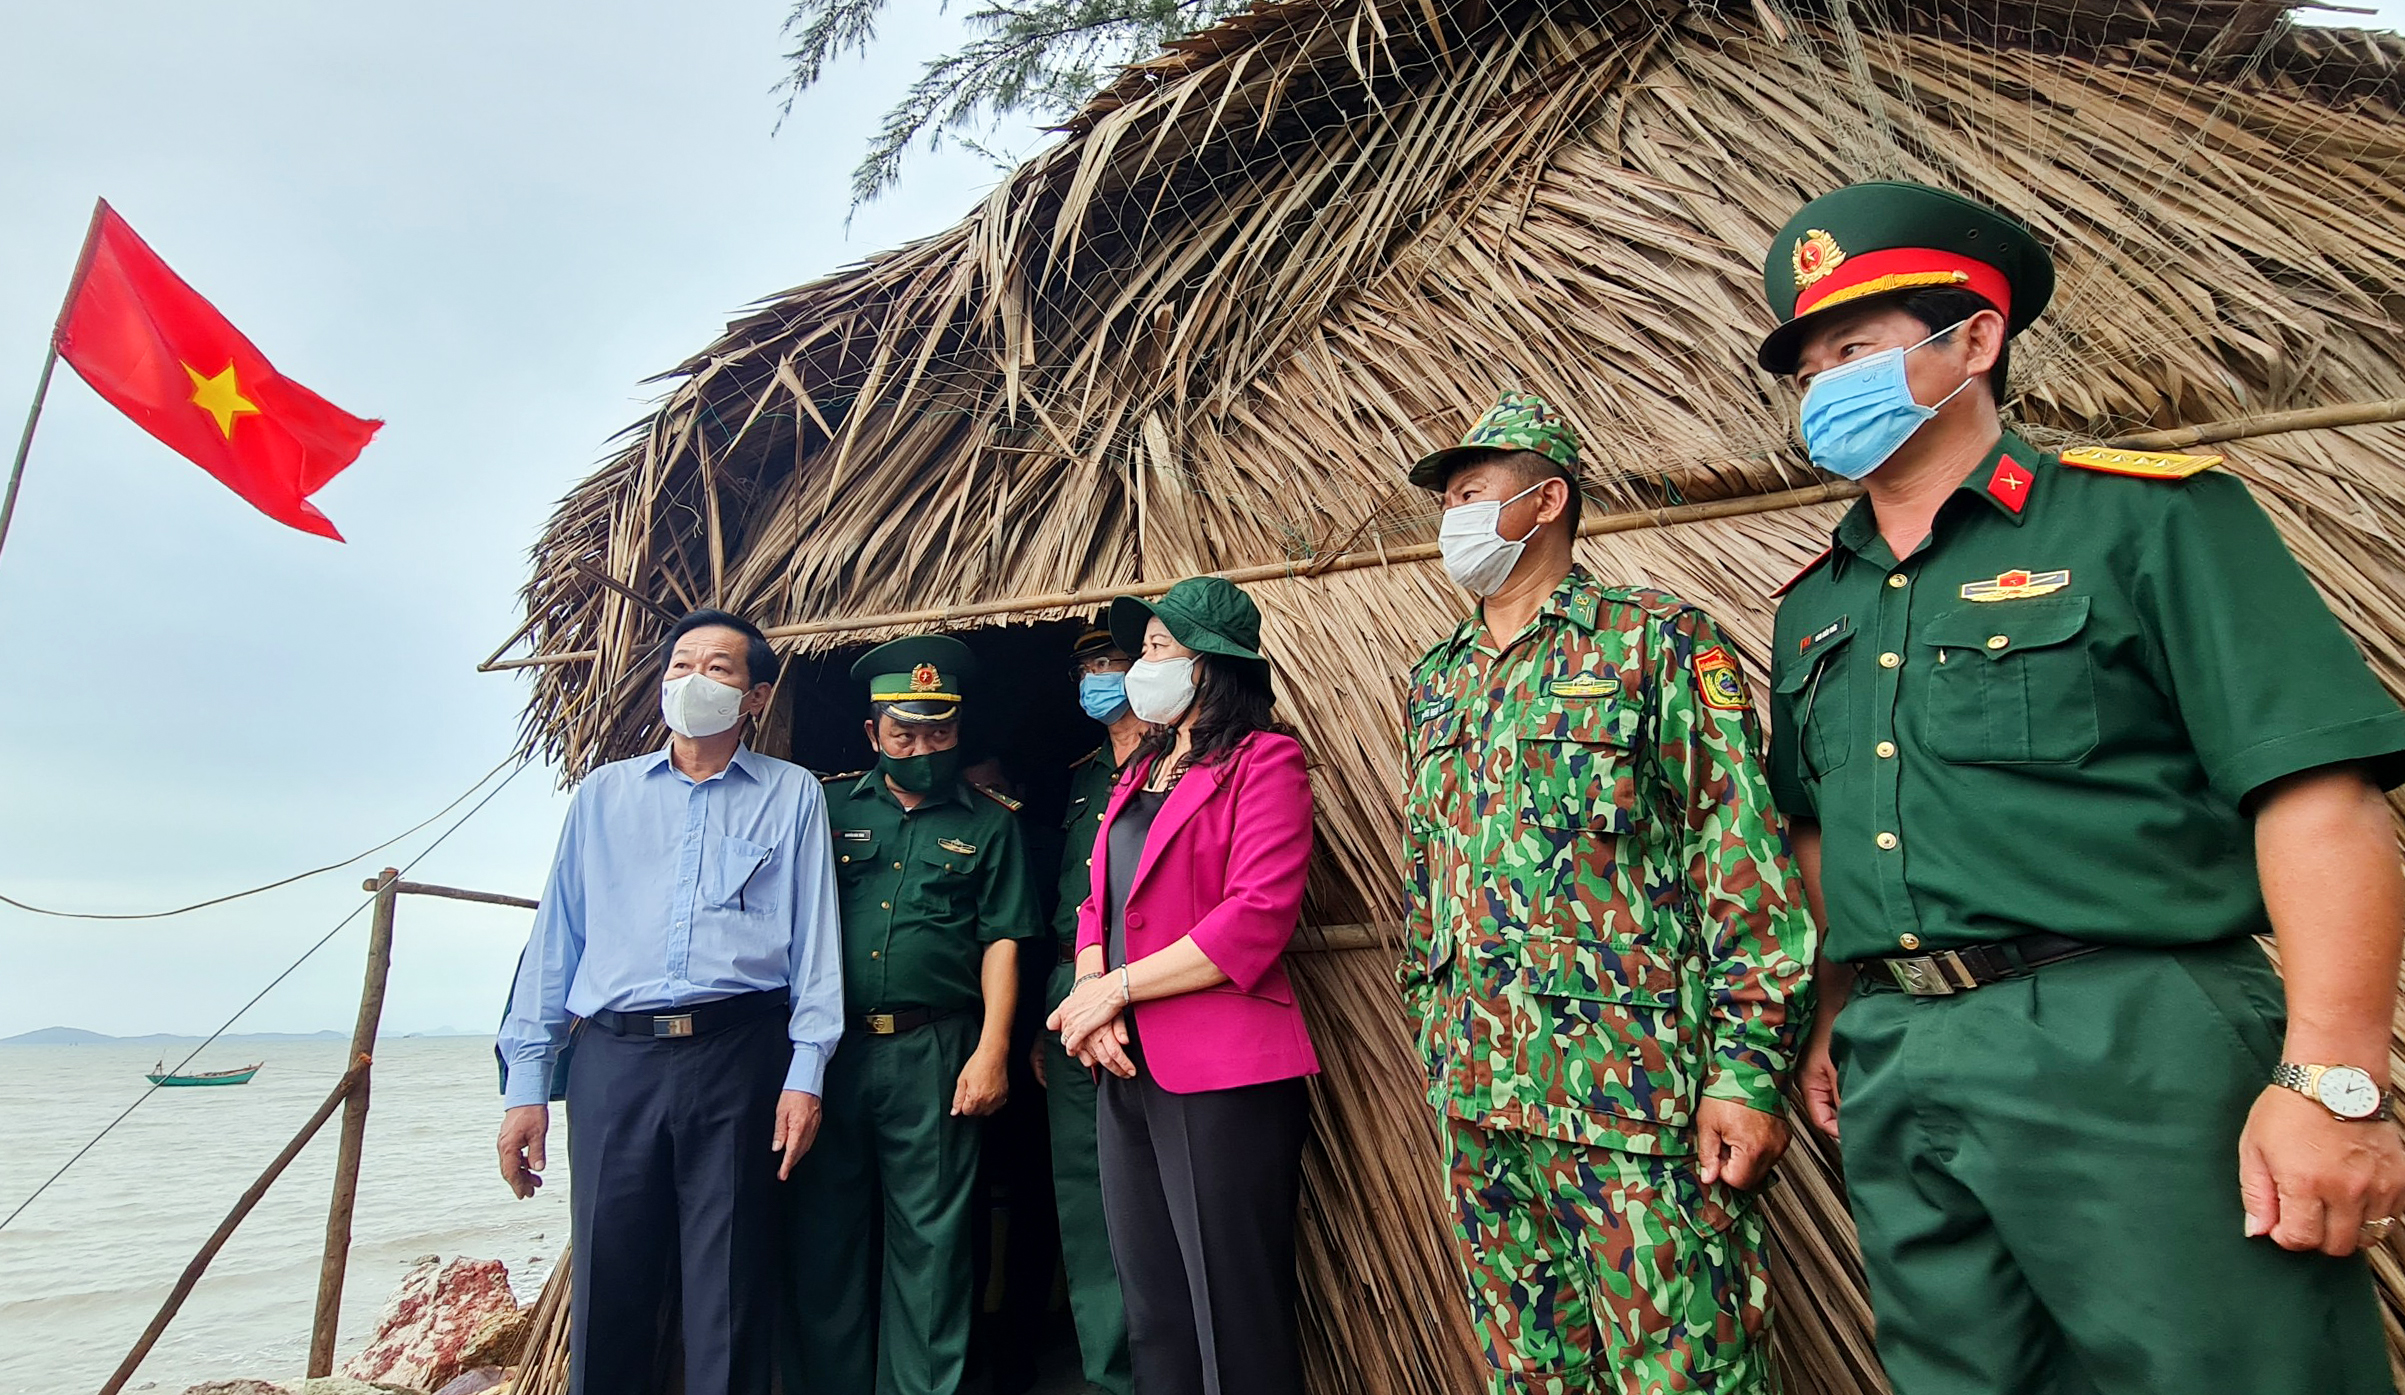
[566,1006,787,1395]
[1096,1030,1310,1395]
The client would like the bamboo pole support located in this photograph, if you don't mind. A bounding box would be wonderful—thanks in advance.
[306,868,401,1377]
[95,1064,367,1395]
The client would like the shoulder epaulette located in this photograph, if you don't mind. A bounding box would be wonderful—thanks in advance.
[1067,748,1101,771]
[1771,546,1834,599]
[2057,446,2222,480]
[973,783,1024,812]
[817,769,866,782]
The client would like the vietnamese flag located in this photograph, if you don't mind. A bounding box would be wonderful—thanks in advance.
[51,201,379,540]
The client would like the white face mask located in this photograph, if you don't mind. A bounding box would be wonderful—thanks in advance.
[1438,479,1546,597]
[661,672,748,738]
[1124,656,1198,725]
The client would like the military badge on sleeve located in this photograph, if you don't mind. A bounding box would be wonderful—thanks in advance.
[1695,645,1749,710]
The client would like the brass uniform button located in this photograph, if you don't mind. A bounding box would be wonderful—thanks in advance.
[881,900,891,909]
[871,950,881,959]
[1899,933,1921,950]
[1987,635,2009,650]
[1879,651,1902,668]
[1876,832,1900,850]
[840,855,851,863]
[1888,574,1908,589]
[1876,741,1898,758]
[892,861,903,870]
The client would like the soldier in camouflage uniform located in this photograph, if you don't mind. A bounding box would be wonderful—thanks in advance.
[1399,393,1817,1395]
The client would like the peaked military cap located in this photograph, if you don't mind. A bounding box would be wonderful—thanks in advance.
[852,634,976,725]
[1069,613,1120,664]
[1408,391,1584,490]
[1757,180,2054,374]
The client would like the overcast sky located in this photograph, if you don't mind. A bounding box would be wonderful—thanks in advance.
[0,0,1021,1039]
[4,2,2400,1042]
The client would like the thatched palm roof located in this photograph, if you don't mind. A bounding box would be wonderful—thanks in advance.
[505,1,2405,1390]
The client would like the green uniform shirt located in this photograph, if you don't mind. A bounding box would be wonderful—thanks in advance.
[827,773,1038,1018]
[1768,431,2405,964]
[1399,566,1814,1154]
[1050,744,1127,948]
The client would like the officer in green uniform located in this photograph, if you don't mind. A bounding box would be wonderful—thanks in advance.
[1760,181,2405,1394]
[1399,393,1815,1394]
[783,635,1038,1395]
[1031,621,1138,1395]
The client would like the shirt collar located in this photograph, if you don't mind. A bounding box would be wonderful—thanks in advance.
[1826,430,2042,573]
[848,767,970,811]
[1449,565,1599,657]
[642,742,763,785]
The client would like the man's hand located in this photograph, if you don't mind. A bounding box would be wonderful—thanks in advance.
[2240,1085,2405,1255]
[497,1105,549,1199]
[1695,1096,1790,1190]
[952,1045,1010,1117]
[772,1090,823,1180]
[1028,1040,1049,1090]
[1799,1024,1842,1140]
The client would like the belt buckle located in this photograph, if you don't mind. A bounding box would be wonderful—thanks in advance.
[866,1013,897,1036]
[1889,956,1956,996]
[653,1013,695,1039]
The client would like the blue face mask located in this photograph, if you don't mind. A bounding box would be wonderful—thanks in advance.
[1797,320,1975,480]
[1078,671,1130,723]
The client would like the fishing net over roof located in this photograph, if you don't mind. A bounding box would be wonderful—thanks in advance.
[505,3,2405,1390]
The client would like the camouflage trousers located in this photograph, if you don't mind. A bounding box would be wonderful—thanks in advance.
[1442,1116,1776,1395]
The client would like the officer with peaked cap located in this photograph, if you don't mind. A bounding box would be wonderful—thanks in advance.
[782,634,1039,1395]
[1761,180,2405,1393]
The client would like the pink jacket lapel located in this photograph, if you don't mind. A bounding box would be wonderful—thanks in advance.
[1125,734,1249,898]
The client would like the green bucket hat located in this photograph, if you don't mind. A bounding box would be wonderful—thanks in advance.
[1109,577,1266,668]
[1756,180,2054,374]
[1408,391,1584,490]
[850,634,976,725]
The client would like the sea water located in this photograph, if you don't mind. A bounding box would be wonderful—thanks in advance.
[0,1037,568,1395]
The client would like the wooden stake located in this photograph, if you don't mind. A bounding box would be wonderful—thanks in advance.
[95,1064,365,1395]
[307,868,401,1377]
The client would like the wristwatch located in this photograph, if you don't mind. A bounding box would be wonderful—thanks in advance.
[2271,1062,2392,1121]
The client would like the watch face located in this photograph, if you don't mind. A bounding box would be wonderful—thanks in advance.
[2317,1066,2383,1119]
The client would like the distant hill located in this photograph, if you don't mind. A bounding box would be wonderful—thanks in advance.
[0,1026,355,1046]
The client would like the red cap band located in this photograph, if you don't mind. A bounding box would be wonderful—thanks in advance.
[1795,246,2013,323]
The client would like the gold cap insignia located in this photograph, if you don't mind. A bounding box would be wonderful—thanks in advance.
[909,663,941,692]
[1792,229,1845,290]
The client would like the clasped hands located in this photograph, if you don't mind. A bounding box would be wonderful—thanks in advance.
[1047,972,1137,1079]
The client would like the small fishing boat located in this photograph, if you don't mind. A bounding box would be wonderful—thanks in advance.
[146,1062,263,1087]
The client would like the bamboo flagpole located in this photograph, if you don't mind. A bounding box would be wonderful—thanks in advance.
[0,200,108,566]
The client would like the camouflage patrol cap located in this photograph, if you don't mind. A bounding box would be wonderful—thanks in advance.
[1409,391,1583,490]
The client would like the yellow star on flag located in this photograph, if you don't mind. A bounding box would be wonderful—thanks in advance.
[183,361,260,438]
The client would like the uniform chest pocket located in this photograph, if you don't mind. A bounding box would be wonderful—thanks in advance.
[1772,625,1854,781]
[916,842,979,908]
[1409,705,1472,820]
[1917,597,2099,764]
[710,835,775,911]
[832,829,881,879]
[1518,703,1638,836]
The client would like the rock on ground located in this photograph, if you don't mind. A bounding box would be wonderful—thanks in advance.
[340,1257,518,1392]
[429,1370,510,1395]
[180,1383,286,1395]
[457,1309,532,1371]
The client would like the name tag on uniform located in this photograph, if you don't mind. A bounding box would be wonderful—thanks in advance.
[1549,674,1620,699]
[937,837,978,855]
[1799,615,1850,656]
[1411,696,1454,725]
[838,829,872,842]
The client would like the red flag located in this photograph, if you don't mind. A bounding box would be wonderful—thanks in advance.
[51,202,379,540]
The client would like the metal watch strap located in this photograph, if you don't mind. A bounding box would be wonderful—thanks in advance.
[2272,1062,2395,1121]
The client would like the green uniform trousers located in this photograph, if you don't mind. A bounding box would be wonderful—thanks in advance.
[1442,1116,1776,1395]
[783,1014,981,1395]
[1834,939,2390,1395]
[1042,961,1133,1395]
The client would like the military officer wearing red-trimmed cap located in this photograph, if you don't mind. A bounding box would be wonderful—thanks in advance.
[782,635,1039,1395]
[1761,180,2405,1393]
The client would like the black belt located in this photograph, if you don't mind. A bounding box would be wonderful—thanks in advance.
[589,989,787,1039]
[1861,932,2099,997]
[857,1007,951,1036]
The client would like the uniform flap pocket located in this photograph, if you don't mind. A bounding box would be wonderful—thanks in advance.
[1521,699,1634,748]
[1060,794,1091,830]
[920,840,981,874]
[1774,620,1853,693]
[1918,596,2090,661]
[1412,703,1470,757]
[832,828,881,865]
[1516,937,1680,1008]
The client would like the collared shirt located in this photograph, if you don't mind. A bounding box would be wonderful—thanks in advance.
[829,774,1037,1018]
[1400,565,1814,1154]
[1768,431,2405,964]
[498,744,844,1108]
[1049,743,1128,947]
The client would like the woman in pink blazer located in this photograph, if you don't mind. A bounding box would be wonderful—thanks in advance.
[1047,575,1319,1395]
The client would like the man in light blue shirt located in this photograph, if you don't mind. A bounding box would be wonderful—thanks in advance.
[497,608,841,1395]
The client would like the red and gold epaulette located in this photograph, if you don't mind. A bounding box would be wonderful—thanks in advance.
[2057,446,2222,480]
[1772,546,1834,599]
[974,783,1024,812]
